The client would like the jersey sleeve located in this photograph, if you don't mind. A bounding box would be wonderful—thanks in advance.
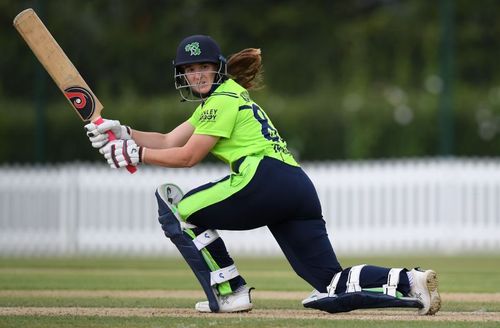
[190,94,239,138]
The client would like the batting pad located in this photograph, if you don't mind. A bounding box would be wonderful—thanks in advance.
[155,189,221,312]
[303,291,423,313]
[156,185,243,312]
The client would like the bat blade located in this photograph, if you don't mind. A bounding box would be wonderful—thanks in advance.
[14,8,101,122]
[14,8,137,173]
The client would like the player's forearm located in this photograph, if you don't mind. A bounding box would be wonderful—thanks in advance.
[131,121,194,149]
[131,130,170,149]
[141,147,199,168]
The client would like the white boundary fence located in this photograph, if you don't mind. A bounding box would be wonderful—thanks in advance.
[1,159,500,256]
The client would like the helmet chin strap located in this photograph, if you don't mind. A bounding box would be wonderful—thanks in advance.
[202,82,220,97]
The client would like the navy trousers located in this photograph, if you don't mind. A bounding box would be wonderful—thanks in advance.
[185,156,342,292]
[184,157,411,295]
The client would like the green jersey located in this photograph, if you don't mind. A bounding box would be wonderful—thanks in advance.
[187,79,298,168]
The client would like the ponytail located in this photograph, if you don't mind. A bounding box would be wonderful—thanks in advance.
[227,48,263,90]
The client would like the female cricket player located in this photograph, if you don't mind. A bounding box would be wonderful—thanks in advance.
[85,35,441,315]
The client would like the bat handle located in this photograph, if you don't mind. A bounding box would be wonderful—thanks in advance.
[94,117,137,174]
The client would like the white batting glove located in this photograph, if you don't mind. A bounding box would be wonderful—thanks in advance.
[100,139,143,169]
[84,119,131,148]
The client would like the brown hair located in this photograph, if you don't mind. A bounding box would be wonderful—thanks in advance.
[227,48,263,90]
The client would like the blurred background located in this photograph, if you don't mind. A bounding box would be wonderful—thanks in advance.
[1,0,500,256]
[3,0,500,163]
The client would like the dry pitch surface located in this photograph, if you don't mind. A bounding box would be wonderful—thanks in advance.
[1,290,499,322]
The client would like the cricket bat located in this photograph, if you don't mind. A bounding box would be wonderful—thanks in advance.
[13,8,137,173]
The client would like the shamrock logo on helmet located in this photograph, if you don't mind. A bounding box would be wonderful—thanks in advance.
[185,42,201,56]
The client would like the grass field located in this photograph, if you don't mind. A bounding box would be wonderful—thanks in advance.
[0,255,499,327]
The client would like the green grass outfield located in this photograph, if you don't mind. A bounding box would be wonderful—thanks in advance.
[0,255,499,327]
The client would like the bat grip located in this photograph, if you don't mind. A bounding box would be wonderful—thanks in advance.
[94,117,137,174]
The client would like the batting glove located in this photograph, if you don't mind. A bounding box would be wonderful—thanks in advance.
[100,140,143,168]
[84,119,131,148]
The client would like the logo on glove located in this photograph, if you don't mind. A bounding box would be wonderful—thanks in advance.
[64,86,95,121]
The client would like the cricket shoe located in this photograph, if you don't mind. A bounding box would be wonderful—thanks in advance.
[195,285,254,313]
[408,268,441,315]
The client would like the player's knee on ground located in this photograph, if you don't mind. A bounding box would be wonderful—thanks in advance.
[303,264,423,313]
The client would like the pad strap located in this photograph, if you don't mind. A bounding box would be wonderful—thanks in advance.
[210,264,239,285]
[346,264,366,293]
[181,221,197,229]
[383,268,403,297]
[327,272,342,296]
[193,229,219,250]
